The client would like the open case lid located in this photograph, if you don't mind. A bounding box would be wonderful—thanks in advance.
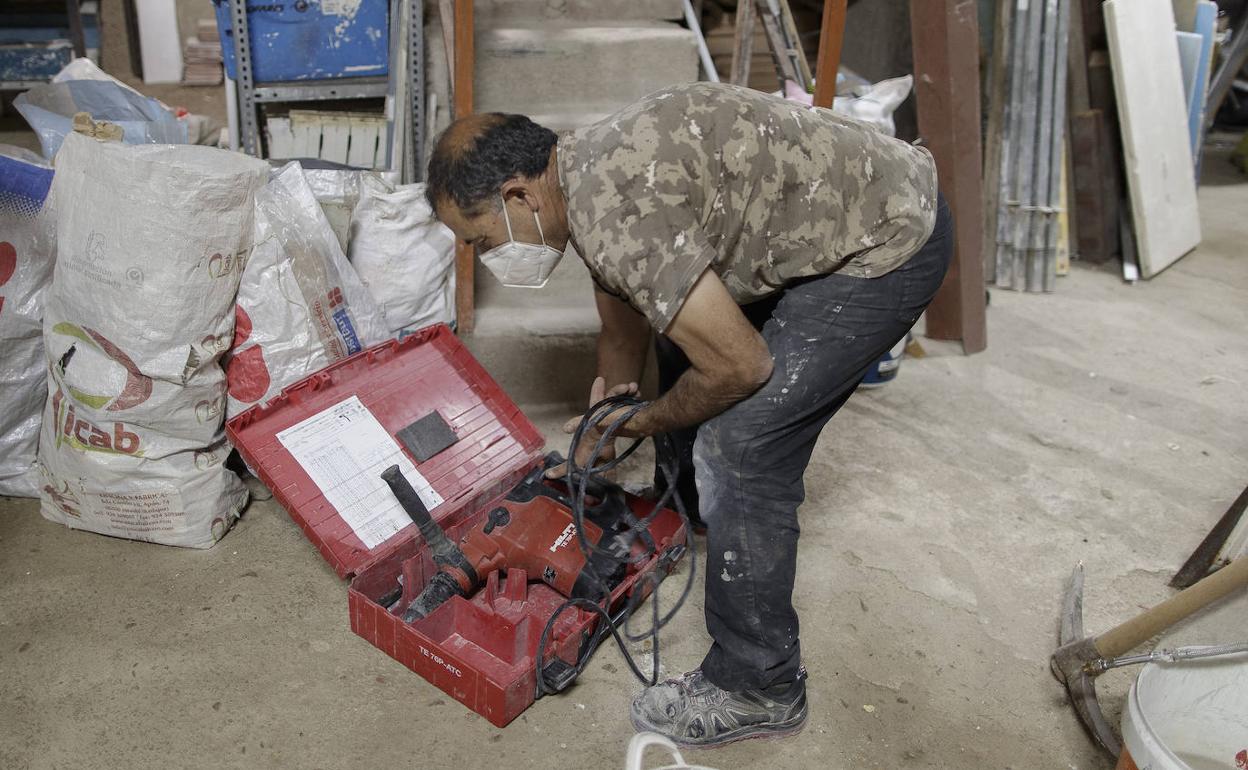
[226,325,546,578]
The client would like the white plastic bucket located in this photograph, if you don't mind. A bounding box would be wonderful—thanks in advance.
[1119,651,1248,769]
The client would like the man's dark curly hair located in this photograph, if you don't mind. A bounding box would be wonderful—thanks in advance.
[425,113,558,215]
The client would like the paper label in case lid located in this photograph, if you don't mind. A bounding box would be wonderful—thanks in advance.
[276,395,442,550]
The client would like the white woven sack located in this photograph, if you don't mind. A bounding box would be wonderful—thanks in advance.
[348,174,455,335]
[224,162,389,419]
[0,151,55,497]
[37,133,267,547]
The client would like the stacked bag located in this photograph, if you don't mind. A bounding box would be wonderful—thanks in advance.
[36,134,267,547]
[224,166,455,418]
[0,148,55,497]
[3,113,456,549]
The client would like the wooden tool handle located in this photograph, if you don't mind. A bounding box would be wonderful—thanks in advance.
[1095,555,1248,658]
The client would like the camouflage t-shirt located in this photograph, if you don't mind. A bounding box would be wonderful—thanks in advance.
[557,82,938,332]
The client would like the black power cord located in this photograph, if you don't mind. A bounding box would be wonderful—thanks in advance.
[534,395,698,697]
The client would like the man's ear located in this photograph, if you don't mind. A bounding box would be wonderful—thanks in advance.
[500,178,540,212]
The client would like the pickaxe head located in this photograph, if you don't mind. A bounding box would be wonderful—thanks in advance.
[1050,563,1123,757]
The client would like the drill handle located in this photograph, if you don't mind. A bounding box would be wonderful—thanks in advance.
[381,465,478,585]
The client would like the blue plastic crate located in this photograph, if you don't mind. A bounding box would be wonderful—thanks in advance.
[213,0,389,83]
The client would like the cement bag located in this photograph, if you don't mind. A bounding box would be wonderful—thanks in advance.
[0,152,56,497]
[37,133,267,548]
[225,162,389,418]
[348,174,456,334]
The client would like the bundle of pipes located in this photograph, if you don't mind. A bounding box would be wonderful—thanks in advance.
[994,0,1071,292]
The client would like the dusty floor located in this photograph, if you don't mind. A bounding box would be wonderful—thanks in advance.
[3,102,1248,768]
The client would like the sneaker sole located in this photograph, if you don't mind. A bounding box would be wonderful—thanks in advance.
[630,710,807,749]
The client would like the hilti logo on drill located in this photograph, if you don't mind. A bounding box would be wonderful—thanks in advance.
[550,523,576,553]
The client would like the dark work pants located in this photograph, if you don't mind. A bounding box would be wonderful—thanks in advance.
[654,195,954,691]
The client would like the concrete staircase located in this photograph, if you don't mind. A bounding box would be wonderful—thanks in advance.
[427,0,700,405]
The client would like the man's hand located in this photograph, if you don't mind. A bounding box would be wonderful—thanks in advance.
[545,376,640,479]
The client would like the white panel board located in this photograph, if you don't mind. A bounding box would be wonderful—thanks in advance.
[1104,0,1201,278]
[266,117,294,160]
[320,116,351,164]
[135,0,184,84]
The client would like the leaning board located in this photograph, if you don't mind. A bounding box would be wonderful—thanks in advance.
[1104,0,1201,277]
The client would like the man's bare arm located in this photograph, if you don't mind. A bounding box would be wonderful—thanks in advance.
[624,269,772,437]
[594,287,651,390]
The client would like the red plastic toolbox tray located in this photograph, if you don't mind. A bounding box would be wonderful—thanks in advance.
[226,324,687,726]
[227,324,544,578]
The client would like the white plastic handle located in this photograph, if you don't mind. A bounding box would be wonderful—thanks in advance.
[625,733,687,770]
[624,732,722,770]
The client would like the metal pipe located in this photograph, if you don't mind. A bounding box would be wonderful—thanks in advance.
[684,0,722,83]
[996,0,1031,288]
[1090,641,1248,673]
[1007,0,1045,290]
[1042,0,1071,292]
[1028,0,1061,292]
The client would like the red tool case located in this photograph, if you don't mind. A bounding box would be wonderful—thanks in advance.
[226,325,686,727]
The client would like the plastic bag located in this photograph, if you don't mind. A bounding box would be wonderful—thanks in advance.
[303,168,362,254]
[0,151,56,497]
[225,162,390,418]
[783,75,914,138]
[348,174,456,335]
[37,133,268,547]
[14,72,187,159]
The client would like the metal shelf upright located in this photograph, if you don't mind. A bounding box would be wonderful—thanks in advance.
[228,0,425,180]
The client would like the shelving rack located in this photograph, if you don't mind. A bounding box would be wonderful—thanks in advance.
[0,0,92,92]
[227,0,425,180]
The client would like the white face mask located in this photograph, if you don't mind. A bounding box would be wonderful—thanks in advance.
[478,196,564,289]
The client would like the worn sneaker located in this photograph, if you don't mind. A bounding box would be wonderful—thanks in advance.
[630,669,808,747]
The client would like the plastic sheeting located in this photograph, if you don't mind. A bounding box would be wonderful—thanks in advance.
[14,58,187,160]
[225,162,389,419]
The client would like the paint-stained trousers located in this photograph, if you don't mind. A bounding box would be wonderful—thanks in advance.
[654,194,954,692]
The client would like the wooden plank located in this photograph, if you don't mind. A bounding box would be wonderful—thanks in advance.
[453,0,475,334]
[1056,139,1071,275]
[65,0,87,57]
[730,1,757,86]
[1069,110,1115,262]
[777,0,814,90]
[1087,51,1124,260]
[439,0,455,97]
[1104,0,1200,277]
[910,0,987,354]
[1067,0,1114,263]
[758,4,800,89]
[812,0,847,108]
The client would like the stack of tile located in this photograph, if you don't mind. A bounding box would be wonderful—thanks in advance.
[183,19,223,86]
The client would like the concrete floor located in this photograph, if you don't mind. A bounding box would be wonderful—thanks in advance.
[3,108,1248,769]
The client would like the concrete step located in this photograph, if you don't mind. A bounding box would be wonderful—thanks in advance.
[463,332,598,410]
[474,22,699,119]
[472,0,684,22]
